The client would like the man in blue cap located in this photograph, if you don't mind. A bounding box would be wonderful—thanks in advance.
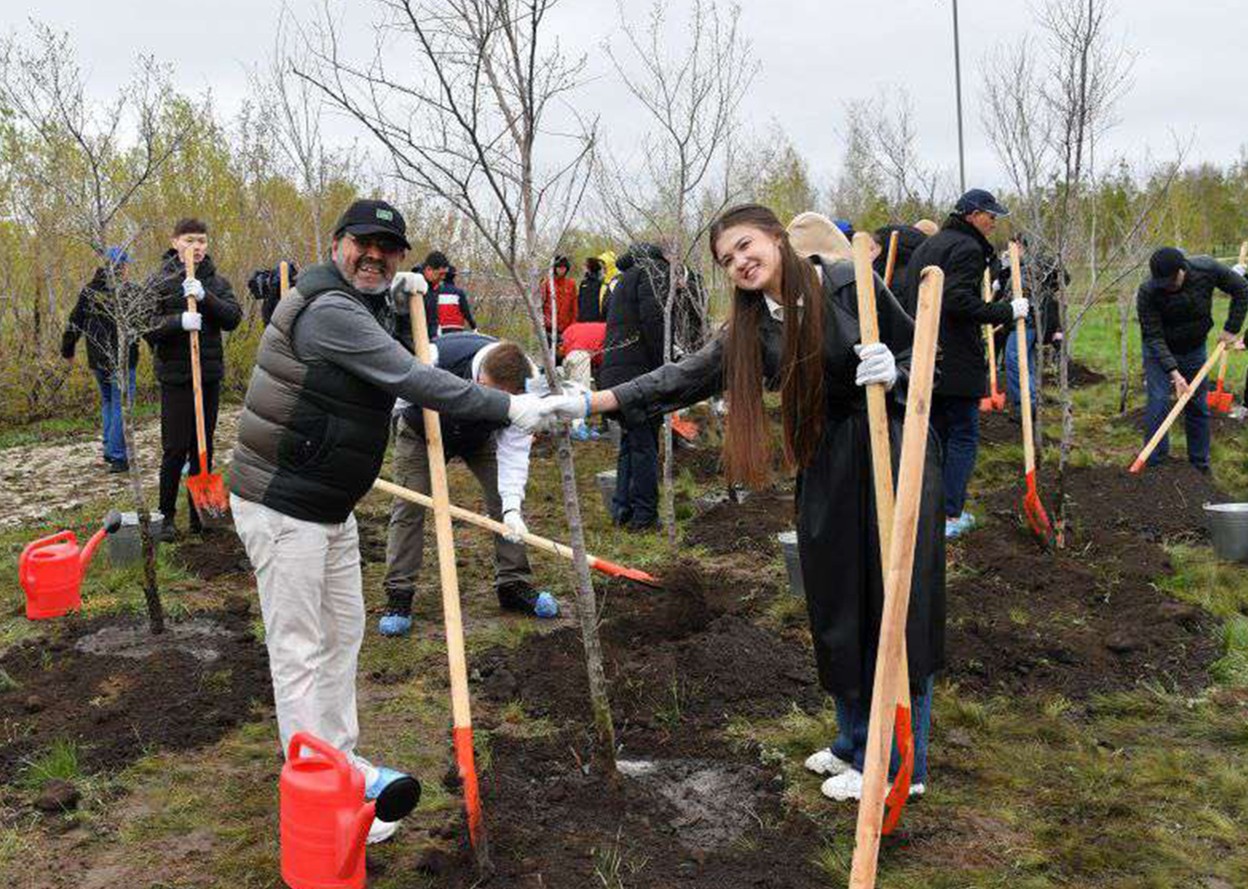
[62,246,140,472]
[1137,246,1247,472]
[902,188,1029,538]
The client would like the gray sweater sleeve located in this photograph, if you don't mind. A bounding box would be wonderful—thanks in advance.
[294,294,511,422]
[611,336,726,427]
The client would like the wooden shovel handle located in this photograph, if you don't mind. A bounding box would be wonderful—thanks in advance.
[1009,242,1036,474]
[1131,340,1226,472]
[849,265,944,889]
[181,250,210,464]
[883,229,900,288]
[279,261,290,298]
[983,269,998,391]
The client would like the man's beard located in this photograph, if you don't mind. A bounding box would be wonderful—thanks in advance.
[336,255,391,294]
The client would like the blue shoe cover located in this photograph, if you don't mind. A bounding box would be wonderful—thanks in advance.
[378,613,412,637]
[533,591,559,619]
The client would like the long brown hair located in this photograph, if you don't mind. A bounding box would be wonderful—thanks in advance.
[710,204,825,488]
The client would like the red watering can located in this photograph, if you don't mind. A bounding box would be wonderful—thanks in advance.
[19,511,122,620]
[280,733,420,889]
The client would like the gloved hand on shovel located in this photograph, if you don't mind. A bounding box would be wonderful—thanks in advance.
[501,504,528,543]
[854,342,897,390]
[180,311,203,332]
[182,278,205,301]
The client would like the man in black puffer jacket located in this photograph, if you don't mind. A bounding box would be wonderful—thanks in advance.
[1137,246,1247,472]
[144,217,243,538]
[600,243,669,530]
[902,190,1028,538]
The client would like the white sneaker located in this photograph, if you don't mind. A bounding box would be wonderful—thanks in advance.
[820,769,926,802]
[804,747,854,777]
[367,817,398,845]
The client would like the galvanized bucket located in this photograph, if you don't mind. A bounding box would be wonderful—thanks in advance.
[108,511,165,566]
[1205,503,1248,562]
[595,470,617,516]
[776,530,804,598]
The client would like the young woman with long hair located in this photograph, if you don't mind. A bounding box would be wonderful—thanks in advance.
[554,204,946,800]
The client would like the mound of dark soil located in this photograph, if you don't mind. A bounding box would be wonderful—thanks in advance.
[177,529,252,580]
[673,443,721,483]
[682,490,795,556]
[1042,358,1107,389]
[422,730,827,888]
[0,612,272,783]
[478,563,817,756]
[947,464,1220,698]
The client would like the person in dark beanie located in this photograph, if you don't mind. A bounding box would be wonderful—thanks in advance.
[228,198,565,846]
[144,218,242,538]
[577,255,606,322]
[1137,246,1248,472]
[246,261,298,326]
[62,247,141,472]
[901,189,1028,538]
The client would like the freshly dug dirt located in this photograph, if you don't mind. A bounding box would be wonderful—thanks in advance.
[478,562,818,756]
[1042,358,1107,389]
[177,529,252,580]
[0,612,271,783]
[672,443,721,483]
[682,490,795,556]
[447,560,827,887]
[946,464,1220,698]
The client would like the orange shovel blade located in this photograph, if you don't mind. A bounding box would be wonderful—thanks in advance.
[978,396,995,413]
[1021,470,1052,540]
[882,703,914,836]
[590,556,661,587]
[186,470,229,519]
[992,389,1007,410]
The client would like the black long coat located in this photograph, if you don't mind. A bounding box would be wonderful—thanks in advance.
[144,251,242,386]
[611,258,946,702]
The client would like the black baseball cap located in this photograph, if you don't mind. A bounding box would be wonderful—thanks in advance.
[1148,246,1188,284]
[333,199,410,249]
[954,188,1009,218]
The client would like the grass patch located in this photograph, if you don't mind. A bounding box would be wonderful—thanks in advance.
[18,738,80,791]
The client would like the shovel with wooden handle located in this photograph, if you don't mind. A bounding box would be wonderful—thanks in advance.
[1130,340,1226,474]
[279,260,291,299]
[401,282,491,872]
[181,249,229,521]
[1207,243,1248,414]
[849,265,943,889]
[372,477,660,586]
[980,269,1005,412]
[883,229,900,288]
[851,233,913,834]
[1009,242,1053,544]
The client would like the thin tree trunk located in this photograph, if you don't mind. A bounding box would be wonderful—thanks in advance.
[1118,291,1131,414]
[661,247,680,550]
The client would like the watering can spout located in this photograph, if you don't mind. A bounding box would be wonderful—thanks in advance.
[336,800,377,879]
[79,510,123,572]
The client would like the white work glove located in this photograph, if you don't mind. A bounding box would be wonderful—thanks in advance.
[182,278,205,301]
[390,271,428,299]
[549,391,591,421]
[180,311,203,332]
[1010,297,1030,320]
[1234,263,1246,278]
[501,506,528,543]
[507,392,560,433]
[853,342,898,391]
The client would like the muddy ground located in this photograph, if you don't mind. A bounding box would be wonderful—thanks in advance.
[0,609,271,786]
[946,462,1221,698]
[682,489,795,556]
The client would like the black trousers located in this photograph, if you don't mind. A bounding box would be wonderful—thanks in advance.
[159,380,220,524]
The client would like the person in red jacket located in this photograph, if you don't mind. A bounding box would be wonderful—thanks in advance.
[540,255,577,350]
[559,320,607,440]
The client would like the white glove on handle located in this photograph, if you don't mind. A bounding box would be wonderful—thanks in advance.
[508,392,559,433]
[391,271,428,299]
[502,508,528,543]
[180,311,203,332]
[549,392,591,421]
[854,342,897,391]
[182,278,205,301]
[1233,263,1247,278]
[1011,298,1030,320]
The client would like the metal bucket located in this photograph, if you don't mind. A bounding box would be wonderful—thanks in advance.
[777,530,804,598]
[1204,503,1248,562]
[108,511,164,566]
[595,470,617,516]
[607,420,622,448]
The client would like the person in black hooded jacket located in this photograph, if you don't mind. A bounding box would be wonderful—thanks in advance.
[62,248,141,471]
[901,190,1028,538]
[600,243,670,529]
[871,224,927,289]
[144,217,242,537]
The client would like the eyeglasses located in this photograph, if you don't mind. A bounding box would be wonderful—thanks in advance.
[348,233,406,254]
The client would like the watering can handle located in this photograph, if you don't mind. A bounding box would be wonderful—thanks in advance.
[287,732,351,784]
[19,531,77,591]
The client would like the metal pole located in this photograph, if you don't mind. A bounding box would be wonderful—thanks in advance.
[952,0,966,193]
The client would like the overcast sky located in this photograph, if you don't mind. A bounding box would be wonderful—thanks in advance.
[6,0,1244,203]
